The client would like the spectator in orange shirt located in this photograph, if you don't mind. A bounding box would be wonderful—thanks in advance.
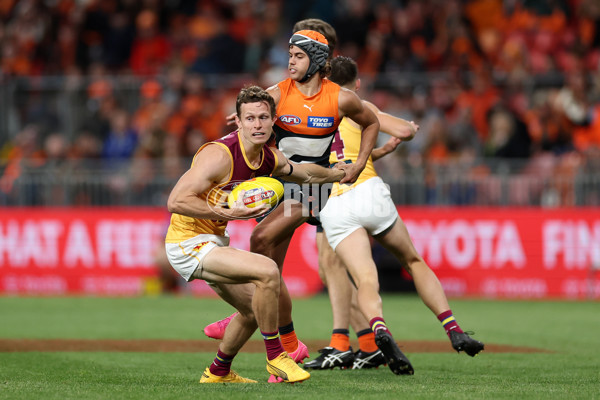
[132,79,170,136]
[455,69,500,141]
[129,10,171,76]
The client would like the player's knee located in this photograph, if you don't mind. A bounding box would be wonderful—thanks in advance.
[358,277,379,292]
[257,259,280,288]
[237,308,257,325]
[265,261,280,284]
[404,254,426,275]
[250,227,269,253]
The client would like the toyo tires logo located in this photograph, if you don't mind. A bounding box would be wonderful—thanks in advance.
[307,116,334,128]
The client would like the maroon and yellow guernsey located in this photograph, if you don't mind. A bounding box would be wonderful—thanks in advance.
[165,131,278,243]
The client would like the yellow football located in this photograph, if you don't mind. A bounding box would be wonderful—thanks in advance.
[227,177,284,209]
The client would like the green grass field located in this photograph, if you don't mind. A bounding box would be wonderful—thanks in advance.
[0,295,598,399]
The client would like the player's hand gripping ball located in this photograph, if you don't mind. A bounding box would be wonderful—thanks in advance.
[227,177,284,209]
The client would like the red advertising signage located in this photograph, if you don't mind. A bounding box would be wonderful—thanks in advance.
[1,207,599,299]
[0,208,321,296]
[400,207,600,299]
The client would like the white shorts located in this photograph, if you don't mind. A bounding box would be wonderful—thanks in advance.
[320,176,398,250]
[165,233,230,282]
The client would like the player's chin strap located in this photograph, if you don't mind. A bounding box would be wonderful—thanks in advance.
[289,32,329,83]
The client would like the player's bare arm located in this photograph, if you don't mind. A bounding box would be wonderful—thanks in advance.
[266,85,281,105]
[338,88,379,183]
[363,100,419,141]
[271,147,346,184]
[371,136,402,161]
[167,144,266,220]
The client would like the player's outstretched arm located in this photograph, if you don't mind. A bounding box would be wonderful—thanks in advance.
[271,148,345,184]
[371,136,403,161]
[363,100,418,141]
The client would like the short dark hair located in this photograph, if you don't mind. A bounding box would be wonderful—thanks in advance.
[293,18,337,59]
[236,85,276,118]
[329,56,358,87]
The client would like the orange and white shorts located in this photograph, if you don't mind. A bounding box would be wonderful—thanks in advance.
[165,233,230,281]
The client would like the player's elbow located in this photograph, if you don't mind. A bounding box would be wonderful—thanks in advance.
[402,129,416,141]
[402,121,419,141]
[166,199,178,214]
[369,119,381,134]
[167,194,183,214]
[391,125,415,141]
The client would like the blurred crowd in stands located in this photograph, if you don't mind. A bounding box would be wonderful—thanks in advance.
[1,0,600,206]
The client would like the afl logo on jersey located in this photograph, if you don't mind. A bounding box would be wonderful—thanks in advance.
[279,115,301,125]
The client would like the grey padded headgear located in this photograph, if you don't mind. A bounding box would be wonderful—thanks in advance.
[289,31,329,83]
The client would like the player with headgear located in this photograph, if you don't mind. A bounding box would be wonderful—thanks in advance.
[288,30,330,83]
[258,27,379,371]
